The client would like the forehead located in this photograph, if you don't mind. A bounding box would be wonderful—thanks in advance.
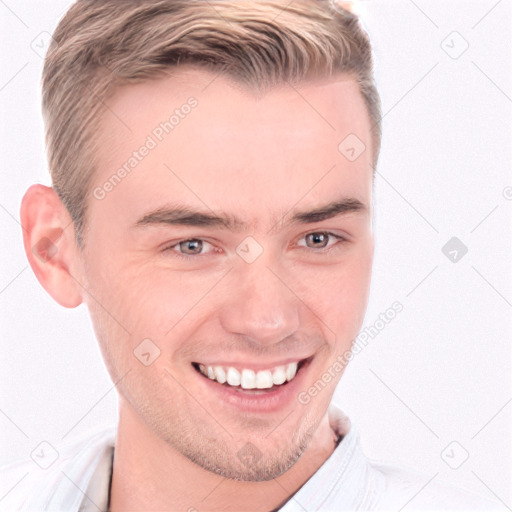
[92,68,373,224]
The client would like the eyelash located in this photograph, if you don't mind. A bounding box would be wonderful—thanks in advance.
[162,232,349,261]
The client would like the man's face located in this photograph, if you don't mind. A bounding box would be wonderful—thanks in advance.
[78,69,374,480]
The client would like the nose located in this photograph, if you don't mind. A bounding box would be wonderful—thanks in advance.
[218,257,300,347]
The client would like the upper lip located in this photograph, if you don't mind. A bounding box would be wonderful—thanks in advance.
[193,355,313,372]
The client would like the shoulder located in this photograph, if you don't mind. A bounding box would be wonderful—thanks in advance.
[371,460,502,511]
[0,425,116,511]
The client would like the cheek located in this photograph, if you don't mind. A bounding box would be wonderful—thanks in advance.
[85,259,230,350]
[294,249,373,334]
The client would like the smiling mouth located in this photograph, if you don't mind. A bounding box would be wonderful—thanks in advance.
[192,357,312,392]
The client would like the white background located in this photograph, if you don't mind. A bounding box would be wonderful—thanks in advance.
[1,0,511,507]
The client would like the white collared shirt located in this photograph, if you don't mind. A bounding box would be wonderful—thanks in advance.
[0,404,500,511]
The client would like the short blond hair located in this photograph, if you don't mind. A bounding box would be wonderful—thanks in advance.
[42,0,382,247]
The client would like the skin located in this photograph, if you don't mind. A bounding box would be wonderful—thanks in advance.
[21,68,374,511]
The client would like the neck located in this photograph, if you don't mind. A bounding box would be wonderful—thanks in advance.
[109,401,339,512]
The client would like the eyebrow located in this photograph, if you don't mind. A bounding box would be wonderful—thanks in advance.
[134,197,367,232]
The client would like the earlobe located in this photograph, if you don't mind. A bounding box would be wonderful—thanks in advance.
[20,184,84,308]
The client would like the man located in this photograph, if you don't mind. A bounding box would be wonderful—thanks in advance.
[0,0,498,510]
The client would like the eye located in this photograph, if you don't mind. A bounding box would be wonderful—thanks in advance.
[162,231,348,262]
[304,232,329,249]
[177,239,205,255]
[297,231,347,251]
[163,238,219,259]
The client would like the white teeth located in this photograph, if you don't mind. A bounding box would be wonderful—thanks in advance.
[213,366,226,384]
[286,362,298,381]
[240,369,256,389]
[272,366,287,385]
[256,370,273,389]
[198,360,302,388]
[226,367,241,386]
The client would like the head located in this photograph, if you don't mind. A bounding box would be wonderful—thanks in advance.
[21,0,381,480]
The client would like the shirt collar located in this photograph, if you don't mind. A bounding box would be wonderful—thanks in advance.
[78,439,114,512]
[277,404,383,511]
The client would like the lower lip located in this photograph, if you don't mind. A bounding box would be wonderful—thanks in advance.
[194,359,312,414]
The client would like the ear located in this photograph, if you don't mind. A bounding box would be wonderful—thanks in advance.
[20,184,84,308]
